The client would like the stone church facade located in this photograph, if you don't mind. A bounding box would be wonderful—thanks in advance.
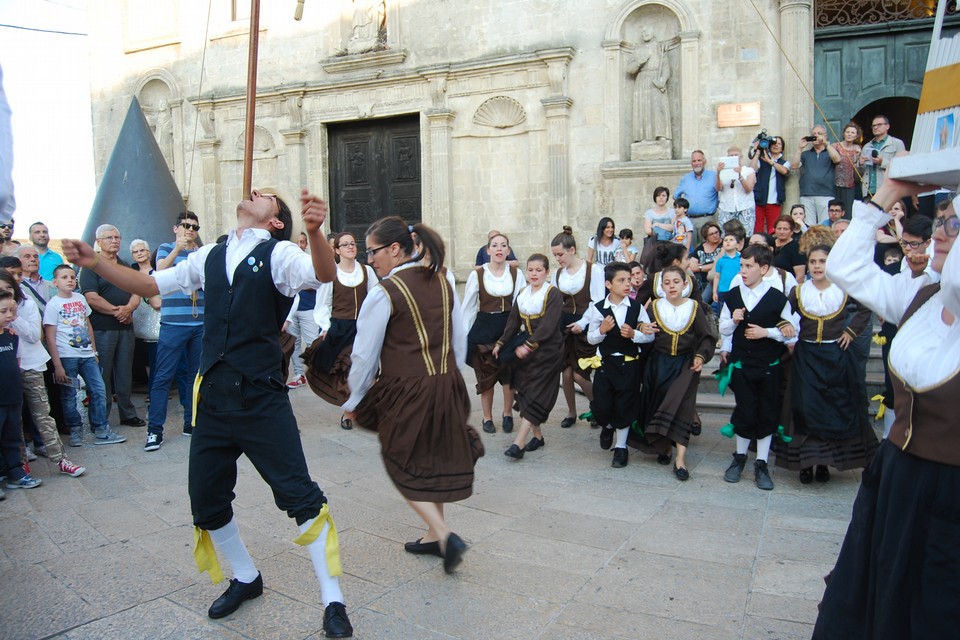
[87,0,817,273]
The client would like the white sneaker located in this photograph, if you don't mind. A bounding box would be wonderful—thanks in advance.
[144,433,163,452]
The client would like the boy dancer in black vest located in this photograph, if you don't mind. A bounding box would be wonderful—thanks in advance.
[582,262,655,467]
[62,190,353,638]
[718,245,798,490]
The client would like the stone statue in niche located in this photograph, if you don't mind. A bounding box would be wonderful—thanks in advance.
[626,27,679,161]
[154,99,175,174]
[347,0,384,54]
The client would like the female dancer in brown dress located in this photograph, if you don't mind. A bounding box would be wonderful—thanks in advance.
[550,227,605,428]
[494,253,564,458]
[303,231,376,429]
[343,217,480,574]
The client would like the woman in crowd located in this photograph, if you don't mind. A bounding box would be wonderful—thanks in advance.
[643,187,675,242]
[586,217,621,265]
[832,122,862,217]
[130,239,162,394]
[813,182,960,639]
[690,222,723,305]
[461,232,525,434]
[304,231,377,430]
[551,226,605,429]
[873,199,905,264]
[632,265,717,480]
[772,214,806,281]
[344,217,479,574]
[774,242,877,484]
[789,204,809,236]
[493,254,564,459]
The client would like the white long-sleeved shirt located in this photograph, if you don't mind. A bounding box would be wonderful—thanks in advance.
[583,295,654,349]
[311,262,378,331]
[461,264,525,334]
[828,198,960,389]
[719,278,798,345]
[552,259,605,329]
[343,263,466,412]
[13,297,49,372]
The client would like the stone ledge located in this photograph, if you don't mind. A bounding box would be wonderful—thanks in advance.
[600,159,689,178]
[321,49,407,74]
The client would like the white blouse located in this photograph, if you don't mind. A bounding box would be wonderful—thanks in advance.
[828,199,960,389]
[553,260,605,302]
[797,280,846,343]
[461,264,525,333]
[515,282,553,317]
[313,262,377,332]
[653,298,696,332]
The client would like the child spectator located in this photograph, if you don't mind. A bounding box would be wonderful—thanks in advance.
[627,261,645,300]
[710,232,742,314]
[672,197,694,251]
[718,244,798,491]
[43,264,125,447]
[581,262,655,468]
[1,288,44,493]
[613,229,639,263]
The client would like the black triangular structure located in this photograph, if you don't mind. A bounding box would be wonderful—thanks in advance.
[83,97,186,263]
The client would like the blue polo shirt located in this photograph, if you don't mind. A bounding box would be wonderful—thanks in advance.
[37,249,64,281]
[675,170,718,217]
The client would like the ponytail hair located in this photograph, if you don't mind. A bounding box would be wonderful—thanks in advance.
[653,241,686,272]
[551,225,577,250]
[364,216,446,273]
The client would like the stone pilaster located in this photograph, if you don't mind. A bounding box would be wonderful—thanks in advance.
[425,108,455,261]
[779,0,814,139]
[601,39,625,162]
[540,96,573,233]
[196,138,223,235]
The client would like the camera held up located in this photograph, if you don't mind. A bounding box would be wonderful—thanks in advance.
[748,129,778,159]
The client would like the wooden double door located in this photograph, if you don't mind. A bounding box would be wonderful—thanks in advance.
[328,114,422,249]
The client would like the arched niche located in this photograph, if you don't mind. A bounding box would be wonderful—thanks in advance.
[134,69,186,192]
[602,0,700,163]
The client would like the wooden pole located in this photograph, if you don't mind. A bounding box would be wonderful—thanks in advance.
[242,0,261,197]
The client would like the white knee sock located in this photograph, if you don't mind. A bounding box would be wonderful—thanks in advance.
[208,518,259,583]
[615,427,629,448]
[299,517,344,607]
[736,436,750,455]
[756,435,772,462]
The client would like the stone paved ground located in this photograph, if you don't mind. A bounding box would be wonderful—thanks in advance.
[0,371,863,640]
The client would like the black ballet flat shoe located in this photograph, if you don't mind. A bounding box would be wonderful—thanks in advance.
[443,532,467,574]
[674,465,690,481]
[504,444,525,459]
[691,422,702,436]
[799,467,814,484]
[611,447,629,468]
[656,453,671,466]
[340,415,353,430]
[599,427,614,450]
[208,572,263,619]
[815,465,831,483]
[404,538,442,557]
[524,437,545,452]
[501,416,514,433]
[560,416,576,429]
[323,601,354,638]
[482,419,496,434]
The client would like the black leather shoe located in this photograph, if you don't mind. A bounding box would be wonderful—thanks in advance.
[724,453,747,483]
[524,437,545,452]
[755,460,774,491]
[611,447,628,468]
[120,417,146,427]
[504,444,524,459]
[482,419,495,434]
[674,465,689,481]
[656,453,671,465]
[404,538,442,557]
[208,573,263,619]
[599,427,613,450]
[443,532,467,574]
[560,416,576,429]
[799,467,813,484]
[815,465,830,483]
[691,421,702,436]
[323,601,353,638]
[501,416,514,433]
[340,415,353,430]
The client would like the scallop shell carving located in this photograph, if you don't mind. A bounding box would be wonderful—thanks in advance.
[235,125,274,152]
[473,96,527,129]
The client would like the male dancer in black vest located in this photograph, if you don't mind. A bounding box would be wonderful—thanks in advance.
[582,262,656,468]
[62,189,353,638]
[718,244,798,491]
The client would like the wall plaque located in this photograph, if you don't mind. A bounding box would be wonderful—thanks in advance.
[717,102,761,128]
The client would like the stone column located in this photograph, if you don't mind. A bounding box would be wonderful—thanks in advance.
[170,99,186,196]
[601,40,624,162]
[540,96,573,233]
[280,128,307,235]
[197,138,222,234]
[425,108,455,259]
[780,0,813,139]
[678,30,701,157]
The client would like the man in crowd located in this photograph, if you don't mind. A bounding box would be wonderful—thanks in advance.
[827,200,846,227]
[860,115,907,200]
[794,125,840,227]
[0,217,18,256]
[675,150,718,238]
[29,222,64,281]
[17,244,54,309]
[144,211,204,452]
[79,224,145,428]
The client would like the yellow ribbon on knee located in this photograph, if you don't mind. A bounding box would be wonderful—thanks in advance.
[871,394,886,421]
[872,334,887,346]
[578,355,602,370]
[292,503,342,577]
[191,373,203,428]
[193,527,225,584]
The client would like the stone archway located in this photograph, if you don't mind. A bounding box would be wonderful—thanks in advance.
[134,69,185,195]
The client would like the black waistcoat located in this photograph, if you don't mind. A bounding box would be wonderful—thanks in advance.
[595,298,644,358]
[200,239,295,379]
[726,285,788,365]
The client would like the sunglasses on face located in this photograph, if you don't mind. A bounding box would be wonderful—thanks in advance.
[0,224,12,230]
[180,222,200,231]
